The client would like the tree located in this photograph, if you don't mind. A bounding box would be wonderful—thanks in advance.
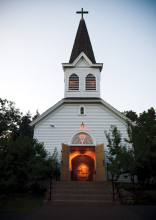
[0,136,58,193]
[0,98,40,139]
[12,111,33,139]
[105,125,137,183]
[105,107,156,185]
[123,110,138,122]
[0,98,22,137]
[0,98,57,193]
[124,108,156,150]
[104,126,124,181]
[15,110,40,139]
[125,119,156,184]
[32,110,40,121]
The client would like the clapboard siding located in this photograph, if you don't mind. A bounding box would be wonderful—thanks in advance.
[34,103,129,158]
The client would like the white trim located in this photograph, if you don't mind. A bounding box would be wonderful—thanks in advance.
[68,73,79,91]
[78,105,86,116]
[29,99,64,126]
[68,130,97,145]
[85,73,97,91]
[30,98,134,127]
[62,52,103,72]
[35,105,65,128]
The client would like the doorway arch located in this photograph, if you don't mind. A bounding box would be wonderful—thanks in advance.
[69,131,96,146]
[71,155,94,181]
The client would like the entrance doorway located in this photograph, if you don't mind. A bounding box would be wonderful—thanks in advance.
[61,135,106,181]
[71,149,95,181]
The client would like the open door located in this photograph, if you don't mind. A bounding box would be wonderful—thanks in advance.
[61,143,70,181]
[95,144,105,181]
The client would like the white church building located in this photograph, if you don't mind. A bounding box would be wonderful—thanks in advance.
[30,10,130,182]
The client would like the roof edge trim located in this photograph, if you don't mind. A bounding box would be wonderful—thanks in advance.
[62,52,103,71]
[30,98,134,127]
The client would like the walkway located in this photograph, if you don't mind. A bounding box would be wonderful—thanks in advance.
[0,204,156,220]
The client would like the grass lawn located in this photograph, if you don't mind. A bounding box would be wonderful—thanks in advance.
[0,193,43,213]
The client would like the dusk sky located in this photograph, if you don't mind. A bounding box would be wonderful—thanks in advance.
[0,0,156,117]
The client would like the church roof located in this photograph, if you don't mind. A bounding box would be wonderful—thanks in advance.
[69,18,96,64]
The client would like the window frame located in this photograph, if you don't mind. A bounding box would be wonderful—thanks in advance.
[68,73,79,91]
[78,105,86,116]
[85,73,96,91]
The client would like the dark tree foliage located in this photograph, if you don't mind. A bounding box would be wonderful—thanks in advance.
[123,110,138,122]
[124,107,156,184]
[0,136,58,193]
[19,112,33,138]
[104,126,122,181]
[0,98,40,139]
[32,110,40,121]
[16,110,40,139]
[105,107,156,185]
[0,98,22,137]
[105,126,136,183]
[13,112,33,140]
[0,98,55,193]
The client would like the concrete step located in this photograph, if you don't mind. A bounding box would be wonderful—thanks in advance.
[52,185,111,190]
[52,190,112,195]
[51,181,114,205]
[53,181,110,186]
[51,194,113,201]
[50,200,115,206]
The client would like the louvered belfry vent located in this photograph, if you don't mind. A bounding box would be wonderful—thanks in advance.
[69,74,79,90]
[86,74,96,90]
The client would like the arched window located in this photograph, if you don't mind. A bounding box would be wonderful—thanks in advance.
[86,74,96,90]
[80,107,84,115]
[68,73,79,90]
[78,105,86,115]
[72,133,93,144]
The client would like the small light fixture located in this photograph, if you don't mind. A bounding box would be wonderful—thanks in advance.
[81,122,84,128]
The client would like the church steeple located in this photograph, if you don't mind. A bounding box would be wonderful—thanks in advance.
[62,9,103,99]
[69,18,96,63]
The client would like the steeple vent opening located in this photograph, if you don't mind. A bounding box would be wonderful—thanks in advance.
[86,74,96,90]
[68,73,79,90]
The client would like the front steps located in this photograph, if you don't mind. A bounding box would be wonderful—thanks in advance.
[50,181,115,205]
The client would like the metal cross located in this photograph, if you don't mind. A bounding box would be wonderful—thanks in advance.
[76,8,88,19]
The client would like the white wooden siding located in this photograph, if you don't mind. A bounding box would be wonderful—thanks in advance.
[34,103,129,160]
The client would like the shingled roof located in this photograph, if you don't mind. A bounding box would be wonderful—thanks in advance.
[69,18,96,63]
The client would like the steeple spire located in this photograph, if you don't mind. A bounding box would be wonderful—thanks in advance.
[69,16,96,63]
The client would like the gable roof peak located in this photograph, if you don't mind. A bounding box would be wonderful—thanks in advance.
[69,18,96,64]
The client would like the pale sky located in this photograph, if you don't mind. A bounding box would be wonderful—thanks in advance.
[0,0,156,117]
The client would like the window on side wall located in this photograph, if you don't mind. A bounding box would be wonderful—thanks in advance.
[79,106,86,115]
[80,107,84,115]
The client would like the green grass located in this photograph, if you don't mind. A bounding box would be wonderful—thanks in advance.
[0,193,43,213]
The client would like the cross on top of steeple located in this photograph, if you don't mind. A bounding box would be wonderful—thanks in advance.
[76,8,88,19]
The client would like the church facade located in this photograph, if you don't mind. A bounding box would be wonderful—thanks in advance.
[30,13,129,182]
